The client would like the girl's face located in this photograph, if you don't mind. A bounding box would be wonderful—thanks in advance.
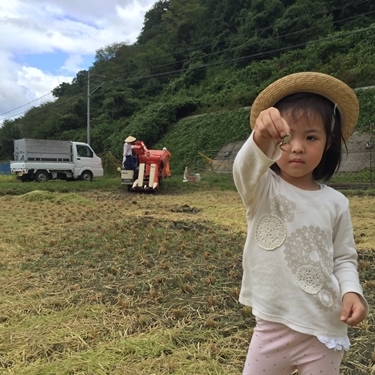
[276,110,328,190]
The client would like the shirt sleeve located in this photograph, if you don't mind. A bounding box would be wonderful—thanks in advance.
[233,132,281,216]
[332,200,369,313]
[122,143,126,162]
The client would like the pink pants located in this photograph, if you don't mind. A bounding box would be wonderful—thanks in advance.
[243,318,344,375]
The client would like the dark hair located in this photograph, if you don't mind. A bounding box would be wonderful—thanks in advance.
[271,92,345,182]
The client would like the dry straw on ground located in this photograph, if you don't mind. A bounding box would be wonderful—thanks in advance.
[0,189,374,374]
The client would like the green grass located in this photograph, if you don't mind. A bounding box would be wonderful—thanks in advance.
[0,172,237,196]
[330,168,375,185]
[0,175,120,195]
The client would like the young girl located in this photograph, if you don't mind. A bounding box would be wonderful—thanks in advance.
[233,72,368,375]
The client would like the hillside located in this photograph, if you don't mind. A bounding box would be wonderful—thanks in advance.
[204,129,374,175]
[1,0,375,174]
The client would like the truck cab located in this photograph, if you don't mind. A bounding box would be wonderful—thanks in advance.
[74,143,104,181]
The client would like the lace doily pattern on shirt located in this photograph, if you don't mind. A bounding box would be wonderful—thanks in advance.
[255,214,286,250]
[283,226,332,275]
[283,225,338,309]
[269,195,296,222]
[316,285,337,311]
[295,265,325,294]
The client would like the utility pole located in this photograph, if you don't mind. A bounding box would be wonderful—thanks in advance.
[87,70,91,145]
[87,71,105,145]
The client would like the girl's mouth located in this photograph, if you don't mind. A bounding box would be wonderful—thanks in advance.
[290,158,304,164]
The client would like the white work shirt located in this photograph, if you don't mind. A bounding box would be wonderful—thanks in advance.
[123,143,133,162]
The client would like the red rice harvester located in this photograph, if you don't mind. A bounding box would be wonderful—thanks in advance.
[120,140,171,191]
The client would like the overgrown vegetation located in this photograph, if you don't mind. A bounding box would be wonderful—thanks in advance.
[0,176,374,374]
[2,1,375,174]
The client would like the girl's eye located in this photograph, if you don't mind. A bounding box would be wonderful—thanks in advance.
[307,136,317,141]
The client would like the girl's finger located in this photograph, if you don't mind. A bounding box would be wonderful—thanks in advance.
[268,108,290,139]
[255,107,290,143]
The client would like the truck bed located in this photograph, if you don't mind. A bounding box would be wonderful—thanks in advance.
[13,139,73,162]
[10,161,75,171]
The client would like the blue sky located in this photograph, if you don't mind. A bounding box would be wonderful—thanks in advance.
[0,0,158,123]
[13,51,95,75]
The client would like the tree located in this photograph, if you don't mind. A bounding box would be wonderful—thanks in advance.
[244,0,285,39]
[325,0,375,30]
[0,120,21,160]
[166,50,207,91]
[51,71,86,98]
[52,82,70,98]
[162,0,207,47]
[137,0,170,45]
[72,70,87,89]
[102,89,140,119]
[94,42,128,64]
[201,0,252,36]
[224,0,284,65]
[274,0,332,46]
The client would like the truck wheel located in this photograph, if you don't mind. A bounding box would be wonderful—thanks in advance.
[80,170,93,182]
[34,170,49,183]
[21,175,32,182]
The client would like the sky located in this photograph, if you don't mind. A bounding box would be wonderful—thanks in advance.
[0,0,158,124]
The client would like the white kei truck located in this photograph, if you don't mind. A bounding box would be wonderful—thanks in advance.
[10,138,104,182]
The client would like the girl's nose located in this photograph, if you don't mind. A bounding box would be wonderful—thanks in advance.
[290,139,304,153]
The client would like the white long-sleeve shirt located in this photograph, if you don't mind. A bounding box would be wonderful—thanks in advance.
[233,132,367,345]
[123,143,133,163]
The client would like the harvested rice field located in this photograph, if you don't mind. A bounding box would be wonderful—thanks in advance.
[0,182,374,374]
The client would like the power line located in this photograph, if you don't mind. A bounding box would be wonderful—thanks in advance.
[5,23,375,122]
[3,0,373,113]
[0,92,53,116]
[2,0,374,120]
[94,8,375,84]
[0,94,84,121]
[134,0,371,66]
[110,25,375,84]
[102,0,373,76]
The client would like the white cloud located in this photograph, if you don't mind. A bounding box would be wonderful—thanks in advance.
[0,0,157,123]
[0,63,70,121]
[61,54,85,74]
[17,67,72,98]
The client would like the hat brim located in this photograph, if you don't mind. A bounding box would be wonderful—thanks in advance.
[250,72,359,141]
[125,136,136,143]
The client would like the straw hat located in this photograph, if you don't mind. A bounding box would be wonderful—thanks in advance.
[250,72,359,141]
[124,135,136,143]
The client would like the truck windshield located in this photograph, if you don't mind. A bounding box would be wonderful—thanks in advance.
[76,145,93,158]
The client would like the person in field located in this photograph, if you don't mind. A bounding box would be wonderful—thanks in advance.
[233,72,368,375]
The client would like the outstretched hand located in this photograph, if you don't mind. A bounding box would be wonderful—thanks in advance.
[340,292,367,326]
[253,107,290,145]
